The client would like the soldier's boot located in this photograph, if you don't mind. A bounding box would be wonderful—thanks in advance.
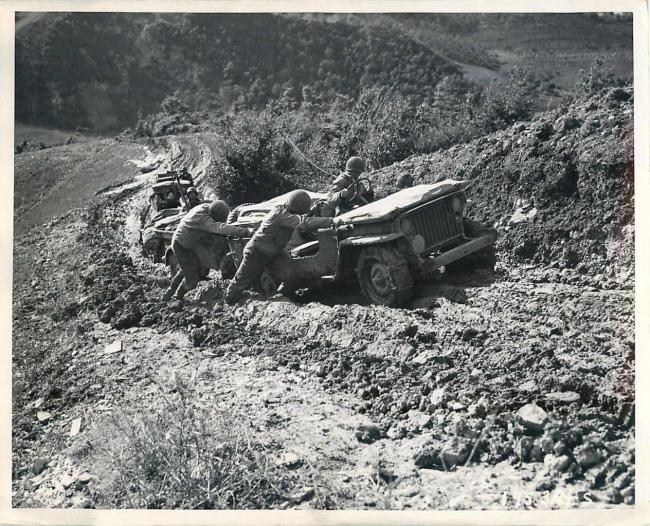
[163,272,184,301]
[174,284,189,301]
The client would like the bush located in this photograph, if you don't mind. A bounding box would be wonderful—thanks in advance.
[89,380,297,509]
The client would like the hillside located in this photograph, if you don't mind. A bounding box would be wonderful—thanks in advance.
[11,83,634,509]
[15,12,457,132]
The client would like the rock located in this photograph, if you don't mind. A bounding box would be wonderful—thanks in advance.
[70,418,82,437]
[440,437,472,466]
[70,495,93,508]
[546,391,581,404]
[386,425,407,440]
[376,466,398,484]
[518,380,537,392]
[553,440,567,456]
[290,487,315,503]
[544,454,571,474]
[535,477,556,492]
[461,327,478,341]
[77,472,92,484]
[104,340,122,354]
[448,401,466,411]
[31,457,48,475]
[61,474,76,489]
[529,445,544,462]
[37,411,52,423]
[407,410,431,430]
[516,403,548,433]
[517,437,534,462]
[280,452,302,469]
[574,443,603,469]
[98,306,115,323]
[355,423,383,444]
[414,449,439,469]
[429,387,448,408]
[607,488,623,504]
[412,348,440,365]
[620,485,634,499]
[614,472,631,490]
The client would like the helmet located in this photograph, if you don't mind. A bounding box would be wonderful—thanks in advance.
[187,186,198,196]
[286,190,312,214]
[345,156,365,174]
[397,174,414,189]
[208,200,230,222]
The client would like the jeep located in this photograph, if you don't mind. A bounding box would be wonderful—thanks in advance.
[226,179,497,306]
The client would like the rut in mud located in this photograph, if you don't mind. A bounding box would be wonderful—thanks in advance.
[11,88,634,509]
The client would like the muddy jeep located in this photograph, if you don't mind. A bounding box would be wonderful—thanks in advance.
[227,179,497,306]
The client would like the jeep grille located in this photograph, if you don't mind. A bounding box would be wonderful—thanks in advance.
[402,196,464,254]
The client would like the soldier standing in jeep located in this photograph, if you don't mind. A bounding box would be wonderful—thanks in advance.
[323,156,375,216]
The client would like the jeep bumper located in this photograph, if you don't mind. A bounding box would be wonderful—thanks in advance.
[421,231,497,274]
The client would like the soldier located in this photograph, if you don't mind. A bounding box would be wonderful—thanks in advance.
[184,187,203,210]
[324,156,374,216]
[163,200,252,301]
[224,190,336,304]
[397,173,414,190]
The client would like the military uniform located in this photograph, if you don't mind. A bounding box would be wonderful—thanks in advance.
[224,205,333,303]
[165,203,249,299]
[325,171,373,216]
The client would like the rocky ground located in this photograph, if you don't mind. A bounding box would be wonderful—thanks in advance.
[11,88,635,510]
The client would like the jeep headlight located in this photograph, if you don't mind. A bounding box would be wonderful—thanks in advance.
[400,218,415,236]
[451,196,462,213]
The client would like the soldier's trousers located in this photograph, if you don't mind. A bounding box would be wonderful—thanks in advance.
[224,247,273,304]
[172,238,201,292]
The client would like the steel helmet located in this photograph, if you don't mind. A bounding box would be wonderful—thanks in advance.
[208,200,230,222]
[397,173,414,189]
[286,190,312,214]
[187,186,198,196]
[345,156,365,174]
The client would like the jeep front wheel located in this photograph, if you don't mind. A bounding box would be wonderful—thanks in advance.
[356,245,413,307]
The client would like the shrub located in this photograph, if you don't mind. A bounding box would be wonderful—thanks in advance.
[89,380,297,509]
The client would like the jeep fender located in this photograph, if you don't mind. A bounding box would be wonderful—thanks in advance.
[164,246,175,266]
[339,232,405,247]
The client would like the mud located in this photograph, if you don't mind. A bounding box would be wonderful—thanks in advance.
[11,88,634,509]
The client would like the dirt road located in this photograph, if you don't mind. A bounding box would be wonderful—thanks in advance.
[11,140,634,509]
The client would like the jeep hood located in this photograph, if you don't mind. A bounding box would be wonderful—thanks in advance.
[235,190,327,221]
[338,179,469,224]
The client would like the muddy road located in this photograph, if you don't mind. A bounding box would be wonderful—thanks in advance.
[11,131,635,511]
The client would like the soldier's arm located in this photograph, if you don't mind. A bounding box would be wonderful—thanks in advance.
[326,176,350,208]
[202,222,252,237]
[299,216,334,232]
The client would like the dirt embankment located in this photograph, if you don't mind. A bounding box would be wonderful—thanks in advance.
[374,87,634,281]
[11,87,635,510]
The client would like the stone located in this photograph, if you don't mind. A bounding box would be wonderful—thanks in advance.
[535,477,556,492]
[70,495,93,508]
[518,380,537,392]
[407,410,431,430]
[546,391,581,404]
[37,411,52,423]
[31,458,48,475]
[104,340,122,354]
[291,487,315,503]
[516,403,548,433]
[280,452,302,469]
[448,401,466,411]
[429,387,448,408]
[440,437,472,466]
[77,472,92,484]
[544,454,571,474]
[61,474,76,489]
[387,425,407,440]
[553,440,567,456]
[620,485,634,499]
[574,444,603,469]
[376,466,398,484]
[70,418,82,437]
[461,327,479,341]
[355,423,383,444]
[614,472,631,490]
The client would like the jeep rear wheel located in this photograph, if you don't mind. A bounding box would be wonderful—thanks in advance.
[356,245,413,307]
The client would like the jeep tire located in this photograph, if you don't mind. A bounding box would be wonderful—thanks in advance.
[356,245,413,307]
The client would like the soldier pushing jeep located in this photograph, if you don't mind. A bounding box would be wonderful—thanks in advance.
[224,190,336,304]
[163,200,252,301]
